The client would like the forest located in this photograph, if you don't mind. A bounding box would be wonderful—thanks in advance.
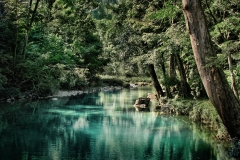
[0,0,240,145]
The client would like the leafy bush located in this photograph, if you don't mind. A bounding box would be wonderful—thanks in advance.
[162,76,180,87]
[101,78,123,86]
[59,68,89,90]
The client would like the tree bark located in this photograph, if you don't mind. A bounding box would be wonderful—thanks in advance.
[176,53,192,98]
[148,64,164,99]
[182,0,240,138]
[168,53,176,78]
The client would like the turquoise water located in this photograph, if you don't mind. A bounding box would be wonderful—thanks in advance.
[0,87,232,160]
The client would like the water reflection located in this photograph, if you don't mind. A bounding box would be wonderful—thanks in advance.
[0,87,234,160]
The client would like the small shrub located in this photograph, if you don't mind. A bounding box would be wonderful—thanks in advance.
[162,76,180,87]
[101,78,123,86]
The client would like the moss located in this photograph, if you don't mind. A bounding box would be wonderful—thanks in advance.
[168,99,230,140]
[168,99,195,116]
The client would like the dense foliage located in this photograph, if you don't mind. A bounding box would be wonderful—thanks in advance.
[0,0,107,99]
[0,0,239,100]
[95,0,239,98]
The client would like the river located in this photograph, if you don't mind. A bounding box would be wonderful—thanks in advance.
[0,87,235,160]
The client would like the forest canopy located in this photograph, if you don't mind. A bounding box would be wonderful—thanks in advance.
[0,0,239,101]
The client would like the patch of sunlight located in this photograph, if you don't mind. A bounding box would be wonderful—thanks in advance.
[47,109,84,116]
[73,117,89,130]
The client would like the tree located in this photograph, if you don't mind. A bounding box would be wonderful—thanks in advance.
[175,52,192,98]
[148,64,164,99]
[159,52,173,98]
[208,0,240,99]
[182,0,240,138]
[0,0,106,98]
[22,0,40,59]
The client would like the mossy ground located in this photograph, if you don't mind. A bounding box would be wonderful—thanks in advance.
[158,98,230,140]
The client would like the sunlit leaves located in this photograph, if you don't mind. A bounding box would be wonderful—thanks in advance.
[147,0,181,23]
[142,33,162,49]
[212,17,240,43]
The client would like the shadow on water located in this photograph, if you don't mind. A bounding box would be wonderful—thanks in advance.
[0,87,236,160]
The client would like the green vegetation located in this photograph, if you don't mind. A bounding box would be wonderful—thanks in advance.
[0,0,239,100]
[0,1,240,156]
[0,0,106,99]
[168,99,229,140]
[99,75,152,86]
[1,0,240,139]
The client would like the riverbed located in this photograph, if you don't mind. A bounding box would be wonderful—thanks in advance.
[0,87,235,160]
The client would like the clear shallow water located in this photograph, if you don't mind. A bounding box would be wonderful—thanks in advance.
[0,87,232,160]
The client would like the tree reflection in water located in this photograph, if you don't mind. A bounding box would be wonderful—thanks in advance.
[0,87,235,160]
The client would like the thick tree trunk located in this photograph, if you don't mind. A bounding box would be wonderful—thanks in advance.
[182,0,240,138]
[176,53,192,98]
[148,64,164,99]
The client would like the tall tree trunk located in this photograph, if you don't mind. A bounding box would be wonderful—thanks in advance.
[182,0,240,138]
[176,53,192,98]
[148,64,164,100]
[168,53,176,78]
[22,0,40,59]
[160,53,172,98]
[14,0,19,72]
[168,54,177,94]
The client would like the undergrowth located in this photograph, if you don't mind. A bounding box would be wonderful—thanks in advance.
[169,99,230,140]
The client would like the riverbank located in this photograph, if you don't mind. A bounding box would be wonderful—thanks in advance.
[146,94,240,158]
[52,86,124,97]
[1,78,151,102]
[146,93,230,140]
[168,99,230,140]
